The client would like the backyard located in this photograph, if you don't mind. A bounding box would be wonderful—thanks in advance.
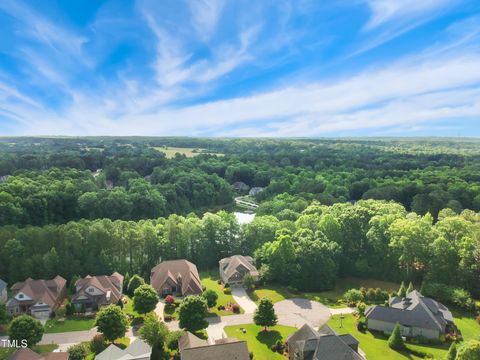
[327,312,480,360]
[224,324,296,360]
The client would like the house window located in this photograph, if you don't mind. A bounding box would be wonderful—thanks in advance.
[18,294,24,299]
[88,288,94,293]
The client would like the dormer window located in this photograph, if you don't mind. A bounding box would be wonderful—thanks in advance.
[88,288,94,293]
[18,294,24,299]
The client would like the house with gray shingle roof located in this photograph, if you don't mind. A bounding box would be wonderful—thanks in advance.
[95,338,151,360]
[151,260,202,297]
[72,272,124,311]
[0,279,7,304]
[219,255,259,286]
[286,323,364,360]
[365,290,454,340]
[178,332,250,360]
[6,276,66,319]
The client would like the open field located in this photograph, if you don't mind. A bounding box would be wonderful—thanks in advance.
[225,324,296,360]
[153,146,224,158]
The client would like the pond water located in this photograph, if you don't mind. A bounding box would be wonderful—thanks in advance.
[234,212,256,224]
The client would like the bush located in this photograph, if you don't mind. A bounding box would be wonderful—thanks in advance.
[164,315,173,322]
[356,302,366,317]
[422,282,475,310]
[224,288,232,295]
[224,283,230,288]
[452,288,475,310]
[65,303,74,316]
[232,304,240,313]
[166,331,184,351]
[90,334,107,354]
[68,344,88,360]
[270,340,285,353]
[202,289,219,308]
[165,295,175,305]
[174,300,182,307]
[217,305,225,311]
[343,289,364,306]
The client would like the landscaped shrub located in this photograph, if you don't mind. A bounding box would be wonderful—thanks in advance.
[232,304,240,313]
[90,334,107,354]
[388,323,405,350]
[343,289,364,306]
[356,302,366,317]
[165,295,175,305]
[166,330,184,351]
[422,282,475,310]
[164,315,173,322]
[174,300,182,307]
[270,340,285,353]
[224,283,230,288]
[224,288,232,295]
[217,305,225,311]
[451,288,475,310]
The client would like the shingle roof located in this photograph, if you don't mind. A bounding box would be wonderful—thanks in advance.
[94,339,151,360]
[7,348,42,360]
[287,324,363,360]
[179,332,250,360]
[0,279,7,292]
[219,255,259,282]
[73,273,123,305]
[150,260,202,295]
[366,290,452,332]
[8,276,66,310]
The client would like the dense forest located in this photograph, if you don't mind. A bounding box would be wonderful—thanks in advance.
[0,137,479,300]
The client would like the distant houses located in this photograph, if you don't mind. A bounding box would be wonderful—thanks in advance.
[365,290,454,340]
[219,255,259,286]
[286,323,363,360]
[95,338,152,360]
[6,276,67,319]
[178,331,250,360]
[7,348,68,360]
[150,260,202,297]
[0,279,7,304]
[71,272,124,311]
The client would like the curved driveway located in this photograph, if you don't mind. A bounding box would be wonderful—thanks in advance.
[274,298,331,328]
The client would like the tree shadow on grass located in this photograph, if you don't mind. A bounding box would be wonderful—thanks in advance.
[255,330,282,348]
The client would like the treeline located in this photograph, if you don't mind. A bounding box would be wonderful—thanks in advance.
[1,199,478,298]
[1,138,479,227]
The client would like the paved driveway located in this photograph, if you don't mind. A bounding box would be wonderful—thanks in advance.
[231,287,257,314]
[274,298,330,328]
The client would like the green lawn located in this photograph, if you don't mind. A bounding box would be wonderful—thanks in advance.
[200,271,244,316]
[453,310,480,341]
[164,303,180,320]
[327,313,480,360]
[252,277,400,307]
[224,324,296,360]
[123,296,143,322]
[44,315,95,333]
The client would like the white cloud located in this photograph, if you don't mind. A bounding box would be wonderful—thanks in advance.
[187,0,225,41]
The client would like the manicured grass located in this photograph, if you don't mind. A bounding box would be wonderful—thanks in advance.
[250,285,295,304]
[224,324,296,360]
[327,314,454,360]
[123,296,143,321]
[200,271,244,316]
[453,310,480,341]
[164,303,180,320]
[44,315,95,333]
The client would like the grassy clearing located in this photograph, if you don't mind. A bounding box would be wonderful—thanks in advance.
[250,285,295,304]
[123,296,142,320]
[153,146,224,158]
[224,324,296,360]
[44,315,95,333]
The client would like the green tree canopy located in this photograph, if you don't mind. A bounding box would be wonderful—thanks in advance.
[178,296,208,332]
[254,298,277,331]
[133,284,159,314]
[8,315,44,348]
[95,304,128,342]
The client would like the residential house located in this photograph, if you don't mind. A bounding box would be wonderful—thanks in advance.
[71,272,124,311]
[365,290,454,340]
[7,348,68,360]
[248,187,264,196]
[150,260,202,297]
[95,339,152,360]
[6,276,67,319]
[219,255,259,286]
[0,279,7,304]
[232,181,250,193]
[179,331,250,360]
[286,323,363,360]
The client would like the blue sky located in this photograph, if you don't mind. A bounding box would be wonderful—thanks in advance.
[0,0,479,137]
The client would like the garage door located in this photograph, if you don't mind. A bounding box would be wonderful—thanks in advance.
[32,310,50,319]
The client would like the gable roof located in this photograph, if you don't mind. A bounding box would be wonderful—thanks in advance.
[95,339,151,360]
[7,349,68,360]
[9,276,66,310]
[287,324,362,360]
[73,273,123,304]
[0,279,7,292]
[219,255,259,281]
[151,260,202,295]
[179,332,249,360]
[365,290,453,332]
